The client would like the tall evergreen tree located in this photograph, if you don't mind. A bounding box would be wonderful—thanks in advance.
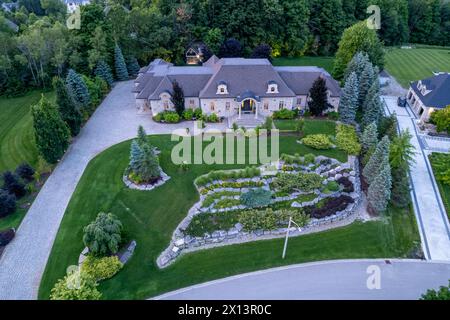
[53,77,82,136]
[308,77,328,116]
[31,96,70,164]
[94,60,114,87]
[358,61,375,109]
[66,69,91,110]
[363,135,390,184]
[114,44,129,81]
[339,72,359,123]
[136,125,148,147]
[362,80,383,128]
[368,158,392,214]
[344,52,369,82]
[171,80,185,116]
[126,56,140,77]
[361,121,378,153]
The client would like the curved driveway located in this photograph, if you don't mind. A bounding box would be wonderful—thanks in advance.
[154,259,450,300]
[0,81,226,300]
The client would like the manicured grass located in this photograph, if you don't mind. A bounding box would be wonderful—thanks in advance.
[385,47,450,88]
[0,91,54,172]
[273,56,335,74]
[38,135,419,300]
[274,118,336,136]
[429,154,450,219]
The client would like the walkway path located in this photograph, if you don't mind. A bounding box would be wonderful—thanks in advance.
[0,81,226,300]
[153,259,450,300]
[383,96,450,261]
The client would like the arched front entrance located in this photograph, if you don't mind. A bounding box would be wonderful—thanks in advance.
[241,99,255,113]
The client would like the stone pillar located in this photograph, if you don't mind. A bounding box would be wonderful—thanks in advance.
[255,101,259,119]
[238,101,242,119]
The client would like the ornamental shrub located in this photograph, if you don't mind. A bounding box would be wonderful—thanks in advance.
[83,212,122,257]
[273,172,323,193]
[81,255,123,281]
[50,272,101,300]
[2,171,25,198]
[193,108,203,119]
[0,228,15,246]
[206,113,219,123]
[301,134,332,149]
[0,190,16,218]
[240,188,272,208]
[272,109,295,119]
[335,123,361,155]
[163,111,180,123]
[304,153,316,164]
[308,195,354,218]
[239,208,309,231]
[429,153,450,186]
[183,108,194,120]
[429,106,450,134]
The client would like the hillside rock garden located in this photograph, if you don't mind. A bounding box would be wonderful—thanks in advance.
[157,153,362,267]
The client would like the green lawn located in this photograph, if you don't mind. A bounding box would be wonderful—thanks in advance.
[385,47,450,88]
[429,154,450,219]
[38,134,419,300]
[273,56,335,74]
[0,91,54,172]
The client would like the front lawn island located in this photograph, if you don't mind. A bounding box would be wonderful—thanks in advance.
[39,135,419,299]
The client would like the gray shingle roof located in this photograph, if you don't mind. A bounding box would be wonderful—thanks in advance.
[411,73,450,109]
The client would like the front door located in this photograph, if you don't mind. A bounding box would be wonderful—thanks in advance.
[241,100,254,113]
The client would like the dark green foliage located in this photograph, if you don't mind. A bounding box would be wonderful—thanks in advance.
[240,188,272,208]
[94,60,114,87]
[129,126,160,182]
[390,165,411,208]
[83,212,122,257]
[308,77,328,116]
[363,135,390,184]
[66,69,91,110]
[2,171,25,198]
[367,159,392,214]
[0,190,16,218]
[171,80,185,116]
[126,56,140,77]
[15,163,35,181]
[308,195,354,218]
[273,172,323,193]
[31,96,70,164]
[362,80,383,128]
[378,114,398,140]
[250,44,272,60]
[0,228,15,246]
[53,77,82,136]
[421,281,450,300]
[339,72,358,123]
[114,44,129,81]
[219,38,242,57]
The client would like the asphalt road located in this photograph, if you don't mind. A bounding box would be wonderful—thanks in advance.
[153,259,450,300]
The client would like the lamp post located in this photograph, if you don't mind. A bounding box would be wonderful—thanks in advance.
[282,217,303,259]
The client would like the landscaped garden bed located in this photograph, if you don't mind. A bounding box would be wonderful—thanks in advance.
[157,153,361,267]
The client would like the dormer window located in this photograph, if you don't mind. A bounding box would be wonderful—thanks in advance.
[267,81,278,94]
[217,81,228,94]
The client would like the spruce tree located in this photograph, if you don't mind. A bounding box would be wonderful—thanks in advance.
[126,56,140,77]
[363,135,390,184]
[358,61,375,109]
[361,121,379,165]
[368,159,392,214]
[171,80,185,116]
[362,80,383,128]
[66,69,91,110]
[94,60,114,87]
[344,52,370,82]
[31,96,71,164]
[136,125,148,147]
[114,44,129,81]
[339,72,359,124]
[308,77,328,116]
[53,77,82,136]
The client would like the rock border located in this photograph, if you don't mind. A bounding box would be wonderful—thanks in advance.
[123,169,171,191]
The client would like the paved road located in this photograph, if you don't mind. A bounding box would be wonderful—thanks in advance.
[383,96,450,261]
[154,259,450,300]
[0,81,226,300]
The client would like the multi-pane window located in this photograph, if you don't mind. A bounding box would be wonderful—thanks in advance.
[226,102,230,110]
[279,101,285,109]
[264,102,269,110]
[210,102,215,111]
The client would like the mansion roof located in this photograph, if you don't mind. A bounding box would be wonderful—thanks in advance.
[134,56,341,101]
[410,73,450,109]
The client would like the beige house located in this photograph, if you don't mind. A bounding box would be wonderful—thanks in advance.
[133,56,341,125]
[407,72,450,122]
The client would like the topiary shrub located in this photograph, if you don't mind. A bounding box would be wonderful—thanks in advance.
[2,171,26,198]
[0,190,16,218]
[301,134,332,149]
[0,228,15,246]
[81,255,123,281]
[50,272,101,300]
[15,163,35,181]
[240,188,272,208]
[83,212,122,257]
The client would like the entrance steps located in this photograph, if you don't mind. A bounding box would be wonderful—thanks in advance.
[228,114,265,129]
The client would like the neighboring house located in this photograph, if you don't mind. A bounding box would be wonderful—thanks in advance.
[379,70,390,87]
[64,0,90,13]
[406,72,450,121]
[133,56,341,123]
[1,2,19,12]
[185,42,205,65]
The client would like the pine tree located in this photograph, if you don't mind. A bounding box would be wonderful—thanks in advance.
[31,96,71,164]
[363,135,390,184]
[339,72,359,124]
[114,44,129,81]
[362,80,383,128]
[361,121,379,165]
[344,52,370,82]
[126,56,140,77]
[66,69,91,110]
[358,61,375,109]
[136,125,148,147]
[308,77,328,116]
[368,158,392,214]
[53,77,82,136]
[171,80,185,116]
[94,60,114,87]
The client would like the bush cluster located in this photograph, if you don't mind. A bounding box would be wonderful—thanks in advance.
[335,124,361,155]
[308,195,354,219]
[81,255,123,281]
[239,208,309,231]
[153,111,181,123]
[200,180,265,193]
[273,172,323,193]
[429,153,450,186]
[196,167,260,186]
[272,109,296,119]
[240,188,272,208]
[301,134,333,149]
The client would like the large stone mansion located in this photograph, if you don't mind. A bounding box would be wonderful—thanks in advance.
[133,56,341,122]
